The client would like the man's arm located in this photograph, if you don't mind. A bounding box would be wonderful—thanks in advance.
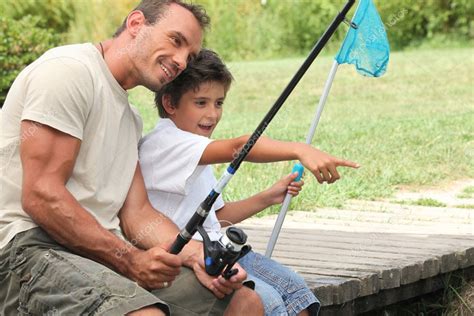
[20,120,181,289]
[20,120,139,275]
[118,163,201,266]
[200,135,359,183]
[119,163,248,297]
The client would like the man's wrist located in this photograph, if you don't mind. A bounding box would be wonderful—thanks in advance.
[114,245,142,278]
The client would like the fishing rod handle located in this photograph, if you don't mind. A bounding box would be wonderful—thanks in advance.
[170,234,189,254]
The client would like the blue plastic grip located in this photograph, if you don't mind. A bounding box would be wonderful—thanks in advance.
[292,163,304,181]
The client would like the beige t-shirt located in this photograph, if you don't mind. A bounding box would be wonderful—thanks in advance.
[0,43,143,249]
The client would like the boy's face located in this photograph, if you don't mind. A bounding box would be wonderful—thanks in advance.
[167,81,225,137]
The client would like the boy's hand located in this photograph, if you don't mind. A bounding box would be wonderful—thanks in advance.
[264,172,304,206]
[192,260,246,298]
[299,144,359,184]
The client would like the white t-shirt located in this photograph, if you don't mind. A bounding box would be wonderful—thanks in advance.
[139,119,224,241]
[0,43,143,249]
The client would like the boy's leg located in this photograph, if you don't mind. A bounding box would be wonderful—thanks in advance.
[239,251,320,316]
[245,274,287,315]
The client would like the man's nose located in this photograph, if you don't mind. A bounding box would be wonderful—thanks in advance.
[173,50,188,72]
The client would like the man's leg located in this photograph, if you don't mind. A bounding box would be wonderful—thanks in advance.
[0,228,168,315]
[127,306,166,316]
[152,267,264,316]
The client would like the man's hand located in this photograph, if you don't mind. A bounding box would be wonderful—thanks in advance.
[126,245,182,290]
[192,260,247,299]
[298,144,359,184]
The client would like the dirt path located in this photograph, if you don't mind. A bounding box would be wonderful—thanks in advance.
[241,179,474,235]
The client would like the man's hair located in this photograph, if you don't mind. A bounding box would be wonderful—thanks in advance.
[155,49,234,118]
[113,0,210,37]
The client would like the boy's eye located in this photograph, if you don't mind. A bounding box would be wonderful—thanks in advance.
[195,100,206,107]
[216,101,224,108]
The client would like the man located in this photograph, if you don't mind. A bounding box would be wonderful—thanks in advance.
[0,1,263,315]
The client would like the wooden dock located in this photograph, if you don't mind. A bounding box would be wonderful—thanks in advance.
[237,198,474,314]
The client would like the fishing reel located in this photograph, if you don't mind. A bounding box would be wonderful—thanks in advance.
[197,225,251,279]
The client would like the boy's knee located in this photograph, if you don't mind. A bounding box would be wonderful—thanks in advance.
[225,287,264,316]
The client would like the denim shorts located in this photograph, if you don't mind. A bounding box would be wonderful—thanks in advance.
[0,228,230,315]
[238,251,320,316]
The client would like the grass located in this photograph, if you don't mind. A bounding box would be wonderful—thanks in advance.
[395,198,447,208]
[129,47,474,212]
[457,186,474,199]
[412,198,447,207]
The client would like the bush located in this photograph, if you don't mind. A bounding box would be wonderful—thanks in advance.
[199,0,473,60]
[0,16,60,106]
[0,0,75,34]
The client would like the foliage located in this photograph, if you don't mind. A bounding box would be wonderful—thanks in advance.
[0,16,60,106]
[66,0,138,43]
[2,0,472,61]
[0,0,75,34]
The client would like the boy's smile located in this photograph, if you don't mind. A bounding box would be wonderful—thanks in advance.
[166,81,226,137]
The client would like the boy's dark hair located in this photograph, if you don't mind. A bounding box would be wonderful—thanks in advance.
[113,0,210,37]
[155,49,234,118]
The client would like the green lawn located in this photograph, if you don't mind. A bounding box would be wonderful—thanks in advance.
[130,47,474,214]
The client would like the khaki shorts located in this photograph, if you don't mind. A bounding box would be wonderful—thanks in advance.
[0,228,231,315]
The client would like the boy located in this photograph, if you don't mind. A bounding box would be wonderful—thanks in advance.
[139,49,359,315]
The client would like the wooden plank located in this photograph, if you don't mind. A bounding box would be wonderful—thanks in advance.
[290,266,379,305]
[248,237,464,276]
[352,266,474,314]
[304,275,361,306]
[241,226,474,248]
[261,254,401,290]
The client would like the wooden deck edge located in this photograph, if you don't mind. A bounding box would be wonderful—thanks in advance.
[318,266,474,315]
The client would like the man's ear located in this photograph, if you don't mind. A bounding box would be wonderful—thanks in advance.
[126,10,146,38]
[162,94,177,116]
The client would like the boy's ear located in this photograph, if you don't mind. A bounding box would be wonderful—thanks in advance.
[162,94,176,116]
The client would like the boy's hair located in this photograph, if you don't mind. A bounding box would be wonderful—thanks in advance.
[155,49,234,118]
[113,0,210,37]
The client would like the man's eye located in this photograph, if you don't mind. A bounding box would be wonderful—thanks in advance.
[171,36,181,46]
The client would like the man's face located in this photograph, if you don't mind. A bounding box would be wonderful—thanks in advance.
[168,81,226,138]
[131,4,203,92]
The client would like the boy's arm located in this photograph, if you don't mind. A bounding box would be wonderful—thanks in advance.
[216,172,302,225]
[200,135,359,183]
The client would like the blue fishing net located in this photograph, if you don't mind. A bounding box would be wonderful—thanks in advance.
[335,0,390,77]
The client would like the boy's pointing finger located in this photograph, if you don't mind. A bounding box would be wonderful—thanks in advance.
[337,159,360,169]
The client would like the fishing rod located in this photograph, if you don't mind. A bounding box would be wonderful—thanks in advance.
[170,0,356,278]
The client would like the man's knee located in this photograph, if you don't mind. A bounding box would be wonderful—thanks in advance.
[225,287,264,316]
